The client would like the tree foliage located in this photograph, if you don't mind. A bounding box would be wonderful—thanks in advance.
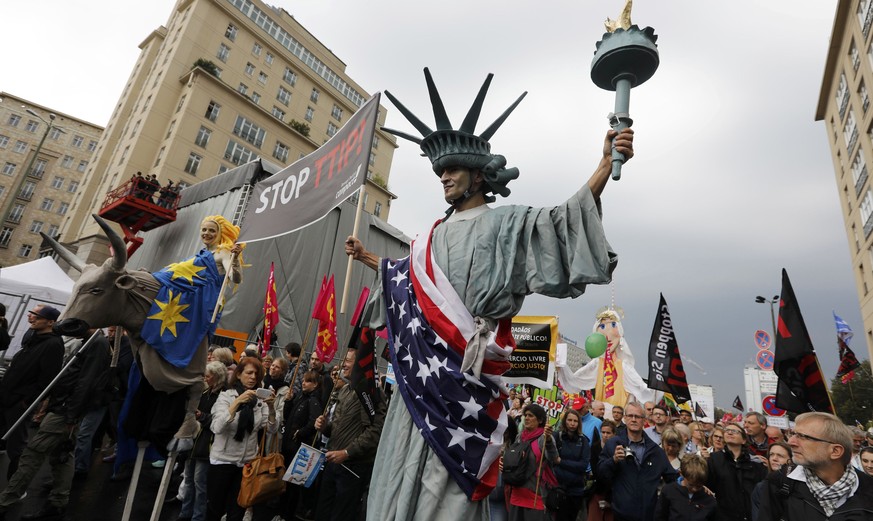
[192,58,220,78]
[829,359,873,426]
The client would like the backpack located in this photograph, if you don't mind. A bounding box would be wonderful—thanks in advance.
[502,436,536,486]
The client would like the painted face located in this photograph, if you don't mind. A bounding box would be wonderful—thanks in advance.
[200,221,220,248]
[861,451,873,476]
[239,364,259,390]
[596,318,621,353]
[768,445,791,471]
[440,166,477,203]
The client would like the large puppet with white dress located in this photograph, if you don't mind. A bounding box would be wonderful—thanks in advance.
[556,308,653,411]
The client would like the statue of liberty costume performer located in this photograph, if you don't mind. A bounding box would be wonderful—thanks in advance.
[345,68,634,520]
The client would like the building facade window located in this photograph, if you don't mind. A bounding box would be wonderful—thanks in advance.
[155,146,165,167]
[374,201,382,218]
[30,221,43,234]
[68,180,79,193]
[58,202,69,215]
[251,92,261,104]
[283,68,297,86]
[277,86,291,105]
[238,83,249,95]
[50,128,63,140]
[32,159,48,177]
[862,81,870,114]
[195,126,212,147]
[18,244,32,258]
[851,41,862,73]
[0,227,12,247]
[51,176,64,189]
[9,204,25,223]
[224,139,256,166]
[2,163,16,176]
[7,115,20,127]
[14,141,27,153]
[184,152,203,175]
[331,105,343,121]
[77,160,88,172]
[232,116,265,148]
[217,43,230,63]
[225,23,238,41]
[271,107,286,121]
[61,155,74,168]
[40,198,54,212]
[88,140,98,152]
[327,122,338,137]
[71,135,83,148]
[0,135,9,148]
[176,94,186,113]
[25,120,39,133]
[252,42,262,56]
[845,110,859,153]
[862,188,873,237]
[205,101,221,122]
[258,72,268,85]
[860,0,873,39]
[47,224,59,237]
[20,181,36,200]
[273,141,289,163]
[305,106,314,122]
[310,88,319,103]
[245,62,255,76]
[372,135,380,149]
[265,52,274,65]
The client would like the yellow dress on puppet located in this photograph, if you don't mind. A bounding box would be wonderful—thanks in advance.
[556,309,653,411]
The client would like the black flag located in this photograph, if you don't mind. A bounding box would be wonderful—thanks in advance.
[694,401,706,418]
[732,395,744,411]
[774,269,834,414]
[348,307,380,419]
[646,294,691,404]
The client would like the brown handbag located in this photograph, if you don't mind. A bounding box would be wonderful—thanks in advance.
[237,428,286,508]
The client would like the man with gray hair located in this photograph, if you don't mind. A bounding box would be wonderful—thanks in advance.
[758,412,873,520]
[744,411,775,458]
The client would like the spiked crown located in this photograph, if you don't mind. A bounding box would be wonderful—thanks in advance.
[382,68,527,200]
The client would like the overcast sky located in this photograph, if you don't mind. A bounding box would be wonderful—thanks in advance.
[2,0,857,409]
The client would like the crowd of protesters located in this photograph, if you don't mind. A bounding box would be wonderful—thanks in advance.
[0,310,871,520]
[495,389,873,521]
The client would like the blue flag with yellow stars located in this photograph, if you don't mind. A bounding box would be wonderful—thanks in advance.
[141,249,223,368]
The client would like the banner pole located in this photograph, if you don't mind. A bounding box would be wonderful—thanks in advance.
[340,185,366,314]
[211,250,239,324]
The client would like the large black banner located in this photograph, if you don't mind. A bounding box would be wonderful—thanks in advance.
[774,269,833,413]
[646,293,691,404]
[238,94,380,242]
[505,316,557,388]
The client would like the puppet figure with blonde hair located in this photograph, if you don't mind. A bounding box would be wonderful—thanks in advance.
[556,308,653,414]
[140,214,245,442]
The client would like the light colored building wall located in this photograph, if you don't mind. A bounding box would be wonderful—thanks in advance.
[64,0,396,264]
[0,93,102,268]
[817,0,873,363]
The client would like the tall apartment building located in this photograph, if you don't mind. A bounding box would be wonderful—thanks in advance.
[63,0,397,265]
[817,0,873,363]
[0,93,102,268]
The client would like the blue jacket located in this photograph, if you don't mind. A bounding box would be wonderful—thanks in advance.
[553,430,591,496]
[597,431,679,521]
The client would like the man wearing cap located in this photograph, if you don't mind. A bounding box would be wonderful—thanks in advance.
[0,305,64,479]
[345,68,633,519]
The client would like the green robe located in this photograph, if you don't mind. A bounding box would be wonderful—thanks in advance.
[367,185,616,521]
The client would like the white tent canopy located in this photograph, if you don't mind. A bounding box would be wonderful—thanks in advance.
[0,256,75,358]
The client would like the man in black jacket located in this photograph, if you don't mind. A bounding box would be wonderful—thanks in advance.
[758,412,873,521]
[0,305,64,479]
[0,327,111,520]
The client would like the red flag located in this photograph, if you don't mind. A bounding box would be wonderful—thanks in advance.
[260,263,279,358]
[774,269,834,414]
[312,275,337,363]
[350,286,370,326]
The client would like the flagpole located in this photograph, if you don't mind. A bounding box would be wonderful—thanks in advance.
[340,185,366,315]
[814,355,837,413]
[211,250,240,324]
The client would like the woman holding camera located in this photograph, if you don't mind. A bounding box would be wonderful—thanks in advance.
[207,357,276,521]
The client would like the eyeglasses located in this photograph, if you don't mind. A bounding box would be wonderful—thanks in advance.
[724,429,744,435]
[792,431,836,444]
[625,414,645,420]
[711,435,724,440]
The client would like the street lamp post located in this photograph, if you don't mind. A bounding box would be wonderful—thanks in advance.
[755,294,780,338]
[0,108,63,245]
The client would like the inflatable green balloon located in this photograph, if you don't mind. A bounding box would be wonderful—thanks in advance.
[585,333,607,358]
